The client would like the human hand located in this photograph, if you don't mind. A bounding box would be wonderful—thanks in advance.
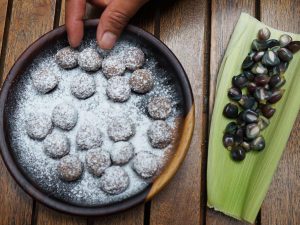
[66,0,148,50]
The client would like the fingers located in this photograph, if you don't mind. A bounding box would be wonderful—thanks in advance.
[97,0,148,49]
[65,0,86,48]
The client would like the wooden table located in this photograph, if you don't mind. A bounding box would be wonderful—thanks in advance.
[0,0,299,224]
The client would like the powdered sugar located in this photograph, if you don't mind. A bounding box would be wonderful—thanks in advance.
[5,36,184,206]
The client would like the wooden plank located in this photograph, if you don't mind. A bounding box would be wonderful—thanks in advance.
[207,2,257,224]
[0,1,56,224]
[209,0,256,117]
[59,0,65,25]
[94,205,144,225]
[149,1,207,224]
[0,0,8,51]
[35,204,86,225]
[2,0,56,82]
[260,1,300,224]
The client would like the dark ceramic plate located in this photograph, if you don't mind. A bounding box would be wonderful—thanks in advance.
[0,19,195,216]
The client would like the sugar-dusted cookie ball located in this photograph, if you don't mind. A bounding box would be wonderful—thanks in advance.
[148,96,172,119]
[106,76,131,102]
[31,69,58,94]
[78,48,103,72]
[52,103,78,130]
[55,47,78,69]
[148,120,172,149]
[85,149,111,176]
[124,47,145,70]
[100,166,129,195]
[71,73,96,99]
[25,112,52,140]
[129,69,154,94]
[102,56,126,79]
[44,132,70,159]
[57,155,83,182]
[107,117,135,142]
[76,124,103,150]
[132,151,159,179]
[110,141,134,165]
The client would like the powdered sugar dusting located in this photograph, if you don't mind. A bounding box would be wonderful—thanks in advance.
[5,35,184,206]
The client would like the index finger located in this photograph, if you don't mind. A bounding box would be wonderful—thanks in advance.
[66,0,86,48]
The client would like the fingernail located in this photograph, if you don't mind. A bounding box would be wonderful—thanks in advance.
[100,32,117,50]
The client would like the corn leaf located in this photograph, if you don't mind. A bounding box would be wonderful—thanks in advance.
[207,13,300,223]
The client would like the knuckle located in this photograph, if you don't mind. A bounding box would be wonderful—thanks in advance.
[107,10,130,29]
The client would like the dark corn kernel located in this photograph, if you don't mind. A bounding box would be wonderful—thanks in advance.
[245,123,260,140]
[223,133,235,149]
[250,136,265,151]
[252,39,267,51]
[243,71,255,81]
[241,141,251,152]
[242,56,255,70]
[247,82,257,95]
[287,41,300,53]
[279,34,292,47]
[253,51,265,62]
[225,122,238,135]
[242,109,259,124]
[268,89,284,104]
[254,87,271,102]
[262,50,280,67]
[234,127,244,145]
[269,75,286,89]
[257,116,270,130]
[231,147,246,161]
[260,104,276,118]
[258,27,271,40]
[251,62,268,75]
[232,74,248,89]
[239,95,256,109]
[277,48,293,62]
[266,39,280,48]
[254,75,270,86]
[228,87,242,101]
[223,103,239,118]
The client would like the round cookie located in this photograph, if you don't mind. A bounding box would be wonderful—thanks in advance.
[110,142,134,165]
[106,76,131,102]
[148,96,172,119]
[52,103,78,130]
[78,48,102,71]
[25,113,52,140]
[57,155,83,182]
[107,117,135,142]
[102,56,126,79]
[31,69,58,94]
[44,132,70,159]
[148,120,172,149]
[85,149,111,176]
[99,166,129,195]
[129,69,154,94]
[76,124,103,150]
[71,73,96,99]
[132,151,159,179]
[55,47,78,69]
[124,47,145,70]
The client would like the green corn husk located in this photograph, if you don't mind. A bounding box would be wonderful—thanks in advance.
[207,13,300,223]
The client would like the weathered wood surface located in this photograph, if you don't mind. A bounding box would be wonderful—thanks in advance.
[0,0,299,224]
[150,1,207,225]
[260,0,300,224]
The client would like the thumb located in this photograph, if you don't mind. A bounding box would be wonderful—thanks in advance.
[97,0,147,49]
